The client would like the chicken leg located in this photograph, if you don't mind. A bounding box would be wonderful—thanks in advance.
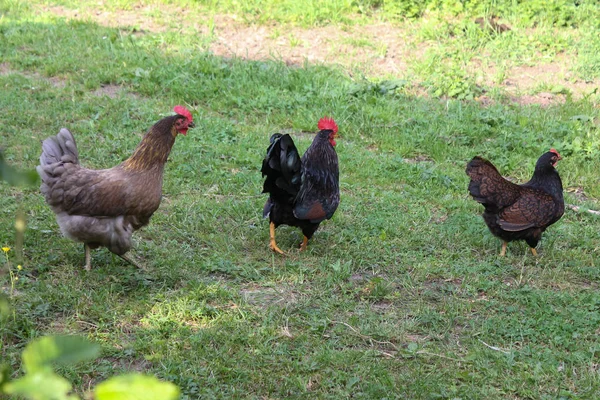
[84,244,92,271]
[269,222,284,255]
[299,236,308,251]
[499,241,508,257]
[530,247,538,257]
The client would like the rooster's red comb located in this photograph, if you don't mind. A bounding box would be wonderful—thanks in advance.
[549,148,561,157]
[318,116,338,134]
[174,105,193,122]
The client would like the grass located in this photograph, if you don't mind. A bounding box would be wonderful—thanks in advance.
[1,0,600,399]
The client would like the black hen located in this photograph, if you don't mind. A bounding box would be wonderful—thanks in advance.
[466,149,564,256]
[261,117,340,254]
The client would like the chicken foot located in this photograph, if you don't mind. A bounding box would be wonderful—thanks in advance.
[83,245,145,270]
[269,222,285,255]
[499,241,539,257]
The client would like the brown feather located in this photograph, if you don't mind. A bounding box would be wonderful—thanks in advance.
[37,113,189,258]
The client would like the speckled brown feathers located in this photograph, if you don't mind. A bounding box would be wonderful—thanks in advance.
[466,151,564,254]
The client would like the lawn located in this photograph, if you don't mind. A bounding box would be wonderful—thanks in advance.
[1,0,600,398]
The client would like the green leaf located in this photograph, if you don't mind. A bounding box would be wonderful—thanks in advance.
[3,369,79,400]
[95,374,180,400]
[22,336,100,374]
[0,152,39,187]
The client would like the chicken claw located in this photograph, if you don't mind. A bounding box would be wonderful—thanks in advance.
[269,222,285,255]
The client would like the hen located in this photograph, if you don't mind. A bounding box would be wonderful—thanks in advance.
[466,149,564,256]
[261,117,340,254]
[37,106,194,270]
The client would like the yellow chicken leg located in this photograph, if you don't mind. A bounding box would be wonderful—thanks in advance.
[269,222,284,255]
[530,247,538,257]
[499,241,508,257]
[299,236,308,251]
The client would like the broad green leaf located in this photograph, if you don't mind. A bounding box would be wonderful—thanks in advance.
[95,374,180,400]
[3,369,78,400]
[0,152,39,187]
[22,336,100,374]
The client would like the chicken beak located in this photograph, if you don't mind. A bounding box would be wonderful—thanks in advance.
[188,121,195,129]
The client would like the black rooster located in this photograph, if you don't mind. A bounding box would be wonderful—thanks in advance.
[261,117,340,254]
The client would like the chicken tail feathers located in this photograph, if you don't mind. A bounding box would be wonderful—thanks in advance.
[39,128,79,167]
[37,128,80,201]
[261,133,302,199]
[465,156,521,211]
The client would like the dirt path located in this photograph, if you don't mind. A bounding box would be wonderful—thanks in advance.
[37,4,600,106]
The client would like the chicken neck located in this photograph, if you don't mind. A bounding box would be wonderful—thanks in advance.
[122,117,178,172]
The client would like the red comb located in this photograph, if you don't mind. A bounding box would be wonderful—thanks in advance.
[173,105,193,122]
[318,116,338,134]
[549,148,561,157]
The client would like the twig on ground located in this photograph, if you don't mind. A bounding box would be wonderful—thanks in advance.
[567,204,600,216]
[331,320,399,350]
[478,339,510,354]
[331,320,468,363]
[76,320,99,328]
[415,350,467,363]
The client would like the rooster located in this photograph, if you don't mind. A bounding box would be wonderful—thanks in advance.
[466,149,564,256]
[261,117,340,254]
[37,106,194,270]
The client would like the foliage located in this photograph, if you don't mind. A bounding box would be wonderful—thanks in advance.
[0,152,39,187]
[0,312,178,400]
[94,374,181,400]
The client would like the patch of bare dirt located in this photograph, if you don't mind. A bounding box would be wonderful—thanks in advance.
[0,61,67,88]
[92,84,124,98]
[0,62,11,75]
[34,4,600,106]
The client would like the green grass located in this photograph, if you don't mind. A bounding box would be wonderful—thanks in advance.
[2,1,600,399]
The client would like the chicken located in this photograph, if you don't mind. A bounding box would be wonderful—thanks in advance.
[37,106,194,270]
[466,149,564,256]
[261,117,340,254]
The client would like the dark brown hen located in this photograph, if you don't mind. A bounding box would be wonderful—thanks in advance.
[261,117,340,254]
[466,150,564,256]
[37,106,194,270]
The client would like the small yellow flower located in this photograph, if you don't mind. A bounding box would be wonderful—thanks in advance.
[1,246,10,253]
[17,265,22,271]
[14,276,18,281]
